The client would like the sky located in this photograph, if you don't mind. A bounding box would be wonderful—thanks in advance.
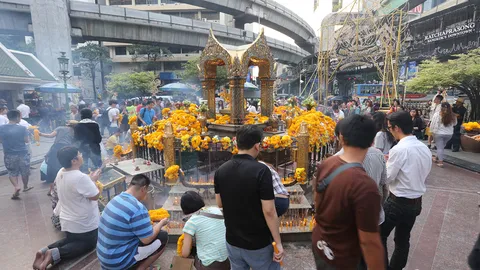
[250,0,333,45]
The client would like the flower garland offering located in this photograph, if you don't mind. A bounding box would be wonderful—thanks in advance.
[281,135,293,148]
[117,114,123,125]
[164,165,180,181]
[113,145,123,159]
[302,96,317,110]
[128,115,137,125]
[209,114,230,125]
[244,112,269,124]
[288,110,336,149]
[220,136,232,150]
[201,136,211,149]
[162,108,170,117]
[294,168,307,184]
[181,134,191,150]
[148,208,170,222]
[177,233,185,256]
[463,121,480,132]
[33,129,40,146]
[191,135,202,151]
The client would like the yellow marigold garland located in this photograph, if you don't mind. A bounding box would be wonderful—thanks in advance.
[201,136,211,150]
[288,109,335,149]
[128,115,137,125]
[148,208,170,222]
[113,145,123,159]
[191,135,202,151]
[463,121,480,131]
[33,129,40,146]
[164,165,180,181]
[294,168,307,184]
[177,233,185,256]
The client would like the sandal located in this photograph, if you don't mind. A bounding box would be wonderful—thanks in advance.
[11,189,20,200]
[23,186,34,192]
[437,163,444,168]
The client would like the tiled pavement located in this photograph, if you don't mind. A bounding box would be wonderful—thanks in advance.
[0,163,478,270]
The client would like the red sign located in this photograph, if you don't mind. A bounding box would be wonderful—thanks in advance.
[410,4,423,14]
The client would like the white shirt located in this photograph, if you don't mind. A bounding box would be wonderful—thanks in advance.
[333,110,344,121]
[430,111,457,135]
[53,169,100,233]
[386,136,432,199]
[79,100,86,105]
[0,115,8,126]
[17,104,30,118]
[247,105,257,113]
[108,107,120,128]
[336,147,387,224]
[374,131,393,154]
[18,119,31,129]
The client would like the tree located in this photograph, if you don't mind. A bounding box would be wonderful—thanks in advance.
[128,44,172,72]
[406,49,480,120]
[181,57,228,87]
[74,43,110,100]
[106,71,156,99]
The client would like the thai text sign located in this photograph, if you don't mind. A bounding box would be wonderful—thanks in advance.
[424,22,476,43]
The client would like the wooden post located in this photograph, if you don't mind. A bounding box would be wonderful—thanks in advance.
[297,121,309,170]
[130,121,138,158]
[260,78,275,117]
[163,122,175,169]
[229,77,245,125]
[201,79,216,119]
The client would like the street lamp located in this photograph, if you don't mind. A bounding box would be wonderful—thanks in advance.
[57,52,70,121]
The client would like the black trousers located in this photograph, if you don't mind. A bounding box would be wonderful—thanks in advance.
[381,195,422,270]
[47,228,97,261]
[446,124,461,150]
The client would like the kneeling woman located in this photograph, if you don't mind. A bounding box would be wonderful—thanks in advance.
[180,191,231,270]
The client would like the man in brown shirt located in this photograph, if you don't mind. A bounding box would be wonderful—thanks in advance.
[312,114,385,270]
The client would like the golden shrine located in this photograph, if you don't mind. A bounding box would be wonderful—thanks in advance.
[199,28,276,124]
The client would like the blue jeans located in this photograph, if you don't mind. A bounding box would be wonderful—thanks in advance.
[274,197,289,217]
[226,243,280,270]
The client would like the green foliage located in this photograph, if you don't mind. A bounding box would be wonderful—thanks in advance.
[74,43,111,99]
[107,71,156,98]
[181,57,228,87]
[128,44,172,71]
[407,49,480,120]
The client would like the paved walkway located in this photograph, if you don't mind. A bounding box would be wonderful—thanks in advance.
[0,138,54,176]
[0,162,478,269]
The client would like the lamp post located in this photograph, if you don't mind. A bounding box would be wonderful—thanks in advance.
[57,52,70,121]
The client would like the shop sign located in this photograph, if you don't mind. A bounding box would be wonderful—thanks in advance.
[424,22,476,43]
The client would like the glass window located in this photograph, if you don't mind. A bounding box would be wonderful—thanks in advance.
[73,66,82,77]
[136,0,159,4]
[201,12,220,21]
[109,0,133,5]
[180,12,196,19]
[167,47,181,54]
[115,46,127,56]
[162,0,178,4]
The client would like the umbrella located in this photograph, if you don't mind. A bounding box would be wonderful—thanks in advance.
[244,82,258,90]
[244,82,260,98]
[159,82,195,92]
[34,82,81,93]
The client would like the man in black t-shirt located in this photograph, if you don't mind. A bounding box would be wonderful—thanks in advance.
[214,125,284,270]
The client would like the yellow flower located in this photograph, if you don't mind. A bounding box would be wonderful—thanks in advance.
[164,165,180,181]
[220,136,232,150]
[280,135,293,148]
[113,145,123,158]
[177,233,185,256]
[294,168,307,184]
[181,134,191,150]
[148,208,170,222]
[201,136,211,150]
[287,110,336,148]
[191,135,202,151]
[463,121,480,131]
[128,115,137,125]
[162,108,170,116]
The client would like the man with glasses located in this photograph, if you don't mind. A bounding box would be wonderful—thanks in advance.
[33,147,101,270]
[97,174,169,270]
[214,125,284,270]
[382,111,432,270]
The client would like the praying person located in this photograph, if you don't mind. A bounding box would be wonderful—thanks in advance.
[32,147,100,270]
[97,174,169,270]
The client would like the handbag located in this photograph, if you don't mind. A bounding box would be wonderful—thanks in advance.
[316,163,363,192]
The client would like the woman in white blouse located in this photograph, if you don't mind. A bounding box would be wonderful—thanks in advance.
[430,102,457,167]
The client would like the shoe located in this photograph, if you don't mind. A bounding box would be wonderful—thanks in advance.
[452,148,459,152]
[432,146,437,150]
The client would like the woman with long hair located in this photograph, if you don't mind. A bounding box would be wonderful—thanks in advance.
[430,102,457,167]
[372,112,396,154]
[410,108,424,139]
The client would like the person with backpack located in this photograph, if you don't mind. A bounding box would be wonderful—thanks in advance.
[138,100,157,126]
[312,115,384,270]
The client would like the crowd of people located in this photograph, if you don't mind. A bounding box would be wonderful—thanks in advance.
[0,90,476,270]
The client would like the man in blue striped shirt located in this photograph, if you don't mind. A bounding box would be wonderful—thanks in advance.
[97,174,169,270]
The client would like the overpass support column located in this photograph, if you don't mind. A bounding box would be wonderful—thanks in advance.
[229,77,245,125]
[260,78,275,117]
[201,79,216,119]
[30,0,73,75]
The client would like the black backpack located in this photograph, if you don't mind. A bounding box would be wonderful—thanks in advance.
[100,108,111,125]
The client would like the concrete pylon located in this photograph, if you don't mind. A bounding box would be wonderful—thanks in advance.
[30,0,73,75]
